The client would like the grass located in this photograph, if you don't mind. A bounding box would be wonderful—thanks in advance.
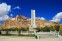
[59,32,62,36]
[0,34,35,37]
[20,34,35,37]
[0,34,17,36]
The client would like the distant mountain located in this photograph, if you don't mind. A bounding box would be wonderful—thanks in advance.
[0,15,59,29]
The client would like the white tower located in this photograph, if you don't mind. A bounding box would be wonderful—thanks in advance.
[29,10,37,31]
[31,10,36,28]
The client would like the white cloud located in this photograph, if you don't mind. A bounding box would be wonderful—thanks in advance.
[13,6,21,9]
[40,17,45,20]
[50,12,62,22]
[10,14,13,17]
[53,12,62,19]
[0,3,11,21]
[0,3,11,16]
[0,15,9,21]
[50,19,60,22]
[36,17,45,20]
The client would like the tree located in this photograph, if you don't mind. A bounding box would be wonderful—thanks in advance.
[6,29,9,35]
[0,28,2,34]
[50,26,55,31]
[0,30,1,34]
[54,25,60,31]
[36,27,41,32]
[41,26,50,32]
[18,28,21,36]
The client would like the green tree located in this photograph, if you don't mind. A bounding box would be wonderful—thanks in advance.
[36,27,41,32]
[21,27,29,31]
[50,26,55,31]
[0,28,2,34]
[6,29,9,35]
[18,28,21,36]
[41,26,50,32]
[0,30,1,34]
[54,25,60,31]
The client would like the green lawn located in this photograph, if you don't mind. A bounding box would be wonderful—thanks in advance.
[0,34,35,37]
[59,32,62,36]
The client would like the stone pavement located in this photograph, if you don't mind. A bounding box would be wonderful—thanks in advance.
[0,36,62,41]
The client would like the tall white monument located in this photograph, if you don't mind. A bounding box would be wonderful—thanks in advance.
[29,10,37,31]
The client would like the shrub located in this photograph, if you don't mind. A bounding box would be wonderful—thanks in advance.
[41,26,50,32]
[21,27,29,31]
[36,27,41,32]
[8,27,18,31]
[54,25,60,31]
[2,29,7,31]
[49,26,55,31]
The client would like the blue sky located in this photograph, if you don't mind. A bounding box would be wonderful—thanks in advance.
[0,0,62,24]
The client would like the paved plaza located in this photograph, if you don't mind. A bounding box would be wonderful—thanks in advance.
[0,36,62,41]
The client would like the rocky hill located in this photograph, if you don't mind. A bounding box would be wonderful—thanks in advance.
[0,15,59,29]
